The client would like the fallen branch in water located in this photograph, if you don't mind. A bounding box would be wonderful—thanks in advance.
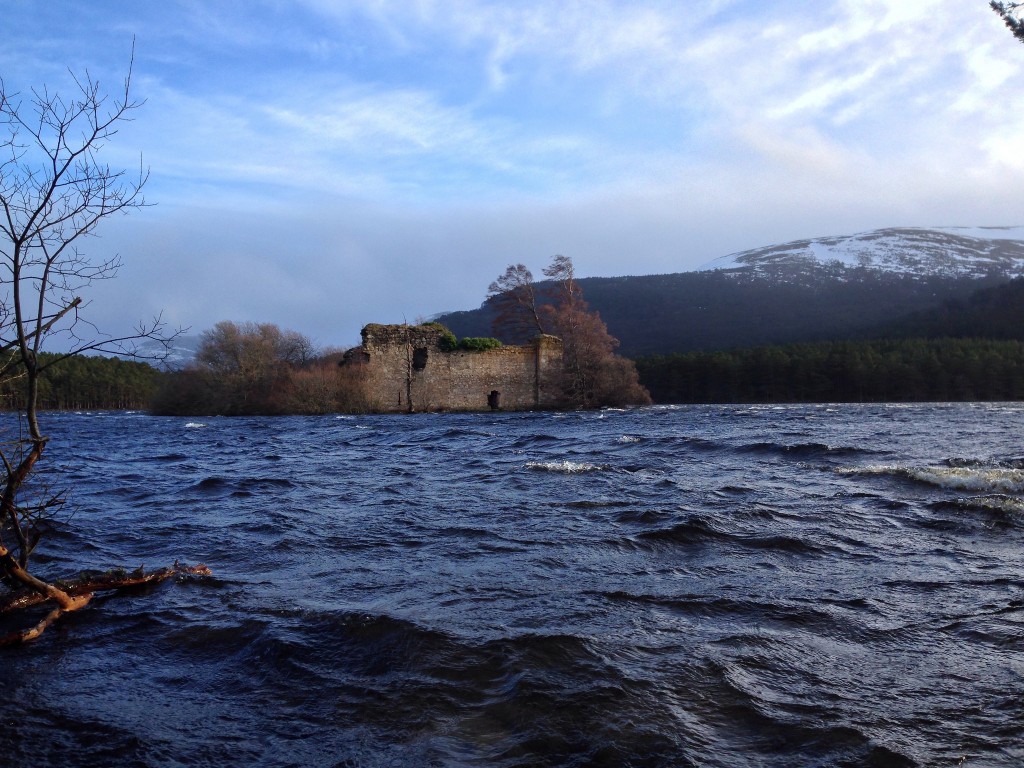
[0,561,212,646]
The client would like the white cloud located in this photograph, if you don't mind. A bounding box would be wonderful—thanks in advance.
[11,0,1024,345]
[264,90,485,154]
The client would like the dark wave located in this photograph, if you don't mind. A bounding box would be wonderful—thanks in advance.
[601,591,901,644]
[739,441,882,459]
[637,516,733,546]
[141,452,190,462]
[613,508,676,524]
[510,433,563,448]
[636,518,825,556]
[192,476,230,491]
[438,428,495,439]
[191,476,296,494]
[700,657,917,768]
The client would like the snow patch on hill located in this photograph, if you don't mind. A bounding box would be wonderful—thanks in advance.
[126,335,202,369]
[698,227,1024,279]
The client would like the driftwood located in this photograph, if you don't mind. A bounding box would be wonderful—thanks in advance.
[0,561,211,646]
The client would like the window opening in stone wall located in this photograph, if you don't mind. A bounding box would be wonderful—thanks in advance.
[412,347,428,371]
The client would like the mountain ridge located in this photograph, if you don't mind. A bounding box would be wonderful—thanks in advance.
[697,226,1024,278]
[435,227,1024,357]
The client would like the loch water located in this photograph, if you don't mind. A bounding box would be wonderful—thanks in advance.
[1,404,1023,767]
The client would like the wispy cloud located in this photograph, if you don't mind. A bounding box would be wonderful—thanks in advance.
[7,0,1024,345]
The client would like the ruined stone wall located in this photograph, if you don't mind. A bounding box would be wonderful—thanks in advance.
[357,324,564,412]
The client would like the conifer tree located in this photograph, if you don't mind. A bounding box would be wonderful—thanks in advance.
[992,1,1024,42]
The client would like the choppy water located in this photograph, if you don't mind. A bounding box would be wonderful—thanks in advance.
[2,403,1024,767]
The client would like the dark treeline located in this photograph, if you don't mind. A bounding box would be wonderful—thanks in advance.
[438,268,1005,357]
[10,338,1024,411]
[636,338,1024,403]
[0,353,160,411]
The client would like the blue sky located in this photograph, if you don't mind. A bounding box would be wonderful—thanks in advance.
[4,1,1024,348]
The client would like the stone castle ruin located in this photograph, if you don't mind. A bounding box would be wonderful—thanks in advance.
[349,323,564,413]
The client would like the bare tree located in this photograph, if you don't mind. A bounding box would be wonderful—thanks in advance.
[538,255,649,408]
[0,47,202,645]
[487,263,547,341]
[187,320,318,413]
[992,2,1024,42]
[490,255,651,409]
[542,254,584,308]
[195,321,306,378]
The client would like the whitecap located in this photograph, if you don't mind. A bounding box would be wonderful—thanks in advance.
[526,460,608,473]
[957,494,1024,514]
[851,464,1024,494]
[908,466,1024,493]
[185,422,207,429]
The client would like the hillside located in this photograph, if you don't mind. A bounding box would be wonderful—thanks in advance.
[875,277,1024,340]
[437,227,1024,357]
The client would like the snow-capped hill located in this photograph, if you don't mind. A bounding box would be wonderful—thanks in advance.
[125,335,201,369]
[698,227,1024,279]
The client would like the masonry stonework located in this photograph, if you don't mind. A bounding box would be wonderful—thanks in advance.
[354,324,564,412]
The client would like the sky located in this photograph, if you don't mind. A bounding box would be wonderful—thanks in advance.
[3,0,1024,350]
